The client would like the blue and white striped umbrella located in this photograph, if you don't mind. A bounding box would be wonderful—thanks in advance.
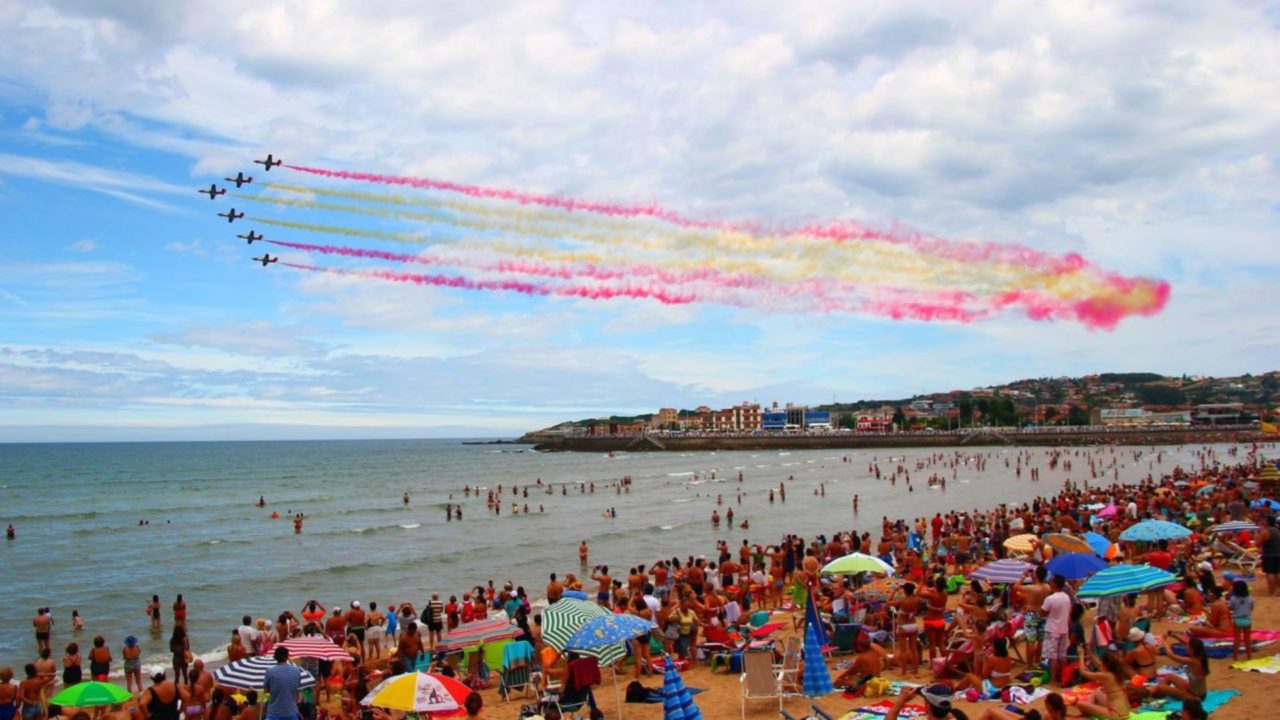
[1077,563,1176,599]
[1119,520,1192,542]
[662,656,702,720]
[801,620,833,697]
[212,656,317,691]
[969,559,1032,585]
[1210,520,1258,534]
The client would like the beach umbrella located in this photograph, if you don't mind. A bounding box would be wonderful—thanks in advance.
[1008,518,1025,530]
[1084,531,1120,559]
[565,614,655,652]
[662,655,703,720]
[805,593,829,648]
[1119,520,1192,542]
[1196,484,1219,496]
[50,681,131,707]
[801,620,834,697]
[1096,505,1119,519]
[1077,564,1176,599]
[278,636,352,662]
[542,598,626,665]
[969,559,1032,585]
[360,671,471,716]
[1002,534,1039,554]
[1210,520,1259,535]
[1043,533,1093,555]
[821,552,894,576]
[748,621,786,638]
[440,616,522,649]
[1251,498,1280,511]
[213,656,317,691]
[1046,552,1108,580]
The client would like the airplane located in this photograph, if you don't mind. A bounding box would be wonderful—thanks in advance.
[237,230,263,245]
[198,183,225,199]
[217,208,245,223]
[254,154,282,171]
[224,171,253,188]
[252,255,278,267]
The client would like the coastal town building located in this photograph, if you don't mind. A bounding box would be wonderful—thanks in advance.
[1092,407,1193,427]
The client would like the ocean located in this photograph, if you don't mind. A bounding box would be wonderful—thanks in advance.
[0,438,1240,672]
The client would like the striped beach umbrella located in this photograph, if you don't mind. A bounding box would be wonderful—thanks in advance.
[1077,563,1176,599]
[1119,520,1192,542]
[1002,534,1039,554]
[542,599,625,665]
[1046,552,1108,580]
[969,559,1032,585]
[801,620,833,697]
[1084,531,1119,559]
[213,656,317,691]
[1043,533,1093,555]
[278,636,352,661]
[662,655,702,720]
[440,616,522,649]
[1210,520,1259,535]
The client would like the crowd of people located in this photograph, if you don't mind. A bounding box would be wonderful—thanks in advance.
[3,444,1278,720]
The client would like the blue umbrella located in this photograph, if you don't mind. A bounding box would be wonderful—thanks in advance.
[1119,520,1191,542]
[662,656,702,720]
[969,559,1032,585]
[1250,498,1280,511]
[801,619,833,697]
[1077,564,1176,599]
[805,593,829,648]
[1084,531,1112,556]
[564,614,655,652]
[1046,552,1108,580]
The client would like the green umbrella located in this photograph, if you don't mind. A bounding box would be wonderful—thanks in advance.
[50,682,132,707]
[820,552,894,576]
[541,598,626,665]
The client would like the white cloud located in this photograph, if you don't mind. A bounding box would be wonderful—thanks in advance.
[0,153,186,210]
[67,238,97,253]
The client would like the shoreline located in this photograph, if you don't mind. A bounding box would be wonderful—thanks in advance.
[523,426,1262,451]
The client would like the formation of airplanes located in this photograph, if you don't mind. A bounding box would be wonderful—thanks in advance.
[198,155,280,268]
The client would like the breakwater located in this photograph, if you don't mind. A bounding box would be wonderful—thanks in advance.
[520,427,1262,452]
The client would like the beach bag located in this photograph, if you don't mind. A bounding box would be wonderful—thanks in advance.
[663,621,680,641]
[625,680,648,703]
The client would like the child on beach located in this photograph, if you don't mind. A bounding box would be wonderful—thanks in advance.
[1227,579,1253,660]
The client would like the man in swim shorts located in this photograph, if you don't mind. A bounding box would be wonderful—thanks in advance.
[32,609,51,655]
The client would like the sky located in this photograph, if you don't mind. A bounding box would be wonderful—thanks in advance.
[0,1,1277,441]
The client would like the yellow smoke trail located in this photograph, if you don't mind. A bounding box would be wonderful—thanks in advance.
[250,217,433,244]
[252,185,1122,304]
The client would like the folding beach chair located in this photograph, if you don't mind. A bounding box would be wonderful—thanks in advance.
[1215,539,1260,574]
[500,639,536,701]
[777,636,803,695]
[740,649,783,720]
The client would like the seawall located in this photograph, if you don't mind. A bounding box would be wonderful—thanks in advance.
[519,428,1262,452]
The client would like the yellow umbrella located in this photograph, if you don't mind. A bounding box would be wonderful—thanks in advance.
[1003,534,1039,554]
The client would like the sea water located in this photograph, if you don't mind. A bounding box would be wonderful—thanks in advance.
[0,439,1238,670]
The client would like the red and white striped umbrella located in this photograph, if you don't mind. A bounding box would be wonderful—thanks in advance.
[440,617,520,649]
[279,636,353,662]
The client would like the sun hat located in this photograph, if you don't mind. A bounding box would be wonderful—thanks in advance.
[921,684,953,712]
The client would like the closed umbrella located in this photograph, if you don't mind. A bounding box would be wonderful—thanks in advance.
[662,655,702,720]
[821,552,895,576]
[1119,520,1192,542]
[440,617,521,649]
[1210,520,1259,535]
[969,559,1032,585]
[213,656,317,691]
[278,637,352,662]
[50,682,131,707]
[1043,533,1092,555]
[1046,552,1108,580]
[1077,564,1176,599]
[1002,534,1039,554]
[360,671,471,716]
[542,599,625,665]
[801,620,833,697]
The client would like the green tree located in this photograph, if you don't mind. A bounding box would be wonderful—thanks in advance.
[892,407,906,429]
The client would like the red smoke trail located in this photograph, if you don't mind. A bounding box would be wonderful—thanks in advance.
[283,164,1155,285]
[281,263,700,306]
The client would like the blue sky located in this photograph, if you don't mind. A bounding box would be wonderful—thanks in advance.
[0,1,1277,441]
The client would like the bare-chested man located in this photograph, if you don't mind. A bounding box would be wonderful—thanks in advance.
[34,650,56,707]
[32,609,51,655]
[1015,565,1052,668]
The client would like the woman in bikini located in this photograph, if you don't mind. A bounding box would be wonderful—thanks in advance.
[920,577,950,664]
[1075,652,1132,720]
[1153,633,1210,703]
[954,637,1014,698]
[1122,628,1158,680]
[889,582,923,676]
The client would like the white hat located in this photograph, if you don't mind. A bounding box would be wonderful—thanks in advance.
[352,601,361,608]
[1128,628,1145,642]
[510,591,518,598]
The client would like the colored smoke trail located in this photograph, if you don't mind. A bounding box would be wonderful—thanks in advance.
[280,262,701,306]
[252,217,432,244]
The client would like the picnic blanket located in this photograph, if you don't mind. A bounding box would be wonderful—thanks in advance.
[1231,655,1280,674]
[836,700,927,720]
[1139,689,1239,715]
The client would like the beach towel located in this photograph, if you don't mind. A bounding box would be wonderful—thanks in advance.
[1139,689,1239,715]
[502,639,534,668]
[1174,639,1277,659]
[836,700,927,720]
[1231,655,1280,674]
[1058,682,1102,706]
